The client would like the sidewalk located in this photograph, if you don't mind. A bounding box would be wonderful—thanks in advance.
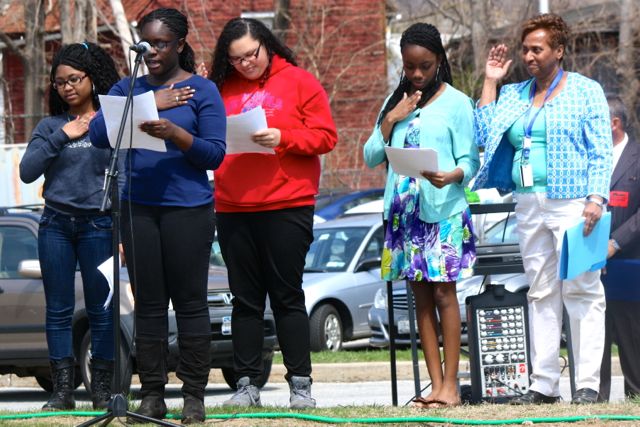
[0,357,624,387]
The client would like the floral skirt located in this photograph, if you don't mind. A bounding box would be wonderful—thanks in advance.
[381,177,476,282]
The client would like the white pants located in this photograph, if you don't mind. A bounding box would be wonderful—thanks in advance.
[515,193,606,396]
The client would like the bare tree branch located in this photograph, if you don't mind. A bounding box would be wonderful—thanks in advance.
[0,31,21,58]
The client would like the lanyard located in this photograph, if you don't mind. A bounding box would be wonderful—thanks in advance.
[521,68,563,163]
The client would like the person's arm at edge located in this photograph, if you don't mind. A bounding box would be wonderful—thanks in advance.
[583,83,613,205]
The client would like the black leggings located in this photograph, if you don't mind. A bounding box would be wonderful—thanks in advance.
[216,206,314,381]
[121,202,215,339]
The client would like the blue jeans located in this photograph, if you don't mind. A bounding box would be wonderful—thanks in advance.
[38,207,114,361]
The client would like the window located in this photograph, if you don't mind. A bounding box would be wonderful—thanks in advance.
[0,226,38,279]
[305,227,369,272]
[362,226,384,260]
[240,11,275,29]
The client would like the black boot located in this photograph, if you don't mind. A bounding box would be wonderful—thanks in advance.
[90,358,113,410]
[128,338,168,423]
[42,357,76,411]
[176,335,210,424]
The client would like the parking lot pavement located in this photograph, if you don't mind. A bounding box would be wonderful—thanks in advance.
[0,376,627,412]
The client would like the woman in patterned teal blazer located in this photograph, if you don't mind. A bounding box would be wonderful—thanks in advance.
[473,14,612,406]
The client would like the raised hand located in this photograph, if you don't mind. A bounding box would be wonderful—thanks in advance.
[485,44,512,81]
[154,83,195,110]
[388,90,422,124]
[62,112,95,140]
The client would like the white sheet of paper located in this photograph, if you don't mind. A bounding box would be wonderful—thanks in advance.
[98,91,166,152]
[225,106,275,154]
[384,146,438,178]
[97,256,121,310]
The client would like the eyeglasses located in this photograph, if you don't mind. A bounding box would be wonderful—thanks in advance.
[143,39,178,52]
[228,44,261,66]
[52,74,88,90]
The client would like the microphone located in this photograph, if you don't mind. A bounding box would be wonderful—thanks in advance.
[129,41,151,55]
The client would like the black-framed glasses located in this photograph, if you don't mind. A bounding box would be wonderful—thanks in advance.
[52,74,88,90]
[228,43,261,66]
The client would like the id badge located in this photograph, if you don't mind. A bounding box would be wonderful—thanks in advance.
[520,163,533,187]
[609,191,629,208]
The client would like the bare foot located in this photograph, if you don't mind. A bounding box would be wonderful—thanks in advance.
[429,387,460,408]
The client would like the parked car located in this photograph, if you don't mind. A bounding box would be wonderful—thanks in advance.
[368,212,529,347]
[314,188,384,223]
[0,206,277,394]
[303,214,389,351]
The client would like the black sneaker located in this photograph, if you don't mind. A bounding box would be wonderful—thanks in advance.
[510,390,560,405]
[571,388,598,404]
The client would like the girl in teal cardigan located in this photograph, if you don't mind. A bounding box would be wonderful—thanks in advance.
[363,23,479,409]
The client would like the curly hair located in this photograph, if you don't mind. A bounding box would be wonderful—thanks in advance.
[377,22,452,125]
[138,8,196,73]
[210,17,297,90]
[48,42,120,116]
[521,13,570,53]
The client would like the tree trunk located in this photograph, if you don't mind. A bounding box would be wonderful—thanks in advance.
[109,0,136,73]
[470,0,488,82]
[22,0,46,141]
[60,0,73,44]
[84,0,97,42]
[617,0,638,129]
[274,0,291,41]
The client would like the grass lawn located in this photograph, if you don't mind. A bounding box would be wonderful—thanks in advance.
[2,398,640,426]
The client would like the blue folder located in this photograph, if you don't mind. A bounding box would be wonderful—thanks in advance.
[559,211,611,280]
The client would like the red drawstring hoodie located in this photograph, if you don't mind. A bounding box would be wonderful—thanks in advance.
[214,55,338,212]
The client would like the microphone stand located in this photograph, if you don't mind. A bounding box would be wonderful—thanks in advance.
[78,49,179,427]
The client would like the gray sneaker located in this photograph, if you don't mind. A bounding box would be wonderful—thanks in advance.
[288,376,316,409]
[222,377,261,407]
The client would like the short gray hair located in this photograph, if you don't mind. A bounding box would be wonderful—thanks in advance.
[607,95,628,129]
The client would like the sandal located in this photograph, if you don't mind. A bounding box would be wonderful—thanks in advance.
[412,396,435,408]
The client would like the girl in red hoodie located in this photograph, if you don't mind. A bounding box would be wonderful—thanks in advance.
[210,18,337,408]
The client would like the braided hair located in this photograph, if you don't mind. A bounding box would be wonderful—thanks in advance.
[377,23,452,125]
[49,42,120,116]
[138,8,196,73]
[210,17,297,90]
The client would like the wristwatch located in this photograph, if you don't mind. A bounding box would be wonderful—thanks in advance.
[586,196,605,209]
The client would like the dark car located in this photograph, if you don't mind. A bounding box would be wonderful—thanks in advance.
[368,213,528,347]
[0,206,277,393]
[314,188,384,223]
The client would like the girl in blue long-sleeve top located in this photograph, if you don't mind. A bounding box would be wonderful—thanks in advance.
[90,8,226,424]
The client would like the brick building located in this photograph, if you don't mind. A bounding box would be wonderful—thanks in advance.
[0,0,389,190]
